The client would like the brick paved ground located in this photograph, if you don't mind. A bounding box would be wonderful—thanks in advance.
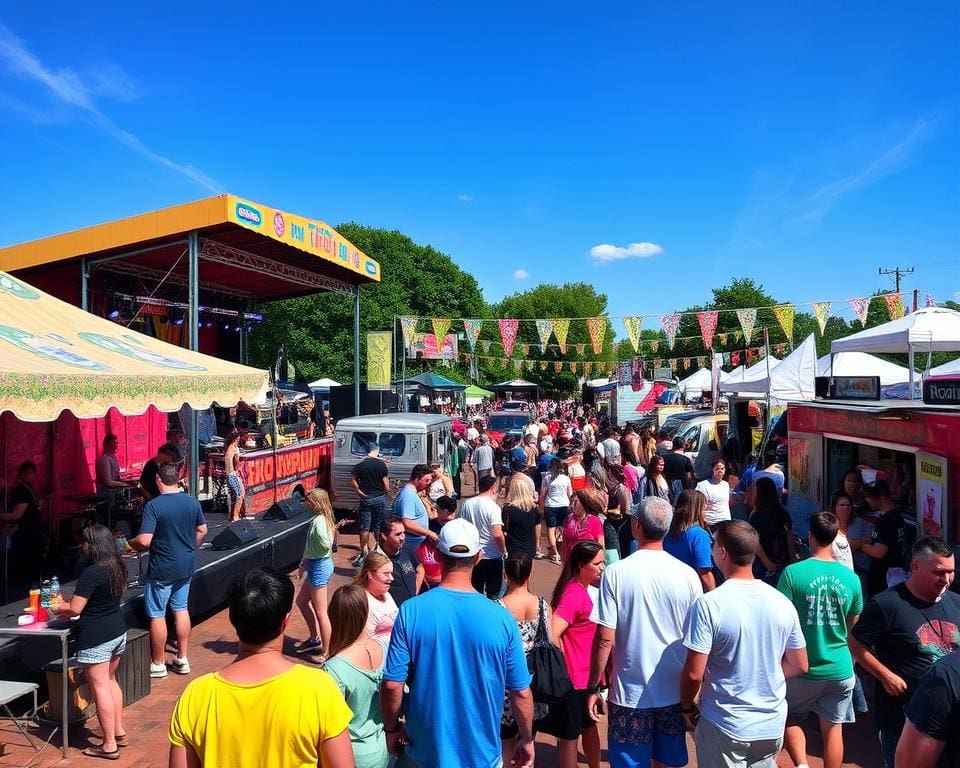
[0,528,883,767]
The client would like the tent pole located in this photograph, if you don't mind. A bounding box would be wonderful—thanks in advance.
[81,257,89,312]
[908,346,916,401]
[401,321,407,413]
[354,286,361,417]
[187,231,200,498]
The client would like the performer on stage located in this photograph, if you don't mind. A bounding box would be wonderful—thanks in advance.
[1,461,45,581]
[96,434,127,515]
[139,444,179,501]
[224,430,245,522]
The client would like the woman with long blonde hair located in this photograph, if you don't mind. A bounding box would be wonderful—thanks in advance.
[294,489,337,657]
[503,469,539,558]
[353,551,398,643]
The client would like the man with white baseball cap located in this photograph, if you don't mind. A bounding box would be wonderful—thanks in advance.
[382,518,535,768]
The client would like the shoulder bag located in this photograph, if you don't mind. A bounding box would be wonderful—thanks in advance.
[527,598,573,704]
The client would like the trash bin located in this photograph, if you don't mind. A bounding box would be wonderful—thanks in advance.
[42,658,95,723]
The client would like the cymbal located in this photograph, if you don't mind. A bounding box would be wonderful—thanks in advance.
[62,493,102,503]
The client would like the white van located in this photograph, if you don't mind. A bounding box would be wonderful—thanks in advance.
[332,413,452,511]
[673,413,730,481]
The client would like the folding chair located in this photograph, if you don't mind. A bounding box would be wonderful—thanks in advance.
[0,680,48,756]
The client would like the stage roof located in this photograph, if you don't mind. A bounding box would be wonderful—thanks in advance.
[0,194,381,304]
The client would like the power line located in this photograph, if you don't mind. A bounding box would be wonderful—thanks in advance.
[879,265,914,293]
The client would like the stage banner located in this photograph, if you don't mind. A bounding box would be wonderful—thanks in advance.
[367,331,392,390]
[660,314,680,349]
[586,317,606,354]
[431,319,451,345]
[499,319,519,357]
[623,316,642,353]
[536,319,554,353]
[552,318,570,353]
[400,317,418,348]
[849,297,870,326]
[697,311,719,349]
[736,308,757,342]
[463,319,483,351]
[773,304,795,341]
[812,301,831,335]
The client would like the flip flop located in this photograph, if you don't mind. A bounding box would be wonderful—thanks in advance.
[94,735,128,748]
[83,745,120,760]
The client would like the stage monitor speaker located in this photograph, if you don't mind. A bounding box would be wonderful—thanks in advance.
[259,498,308,522]
[210,520,259,551]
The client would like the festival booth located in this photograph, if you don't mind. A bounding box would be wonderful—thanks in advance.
[0,195,381,516]
[400,371,467,412]
[815,352,910,387]
[930,356,960,377]
[677,367,712,400]
[489,378,540,402]
[464,384,494,406]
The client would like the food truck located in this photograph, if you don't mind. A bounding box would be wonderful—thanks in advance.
[785,375,960,543]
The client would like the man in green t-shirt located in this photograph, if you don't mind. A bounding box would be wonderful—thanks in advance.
[778,511,863,768]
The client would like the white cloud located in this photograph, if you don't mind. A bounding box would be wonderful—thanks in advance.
[589,242,664,263]
[0,23,221,192]
[513,269,528,279]
[456,193,475,203]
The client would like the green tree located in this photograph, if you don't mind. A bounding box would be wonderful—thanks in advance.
[250,225,487,383]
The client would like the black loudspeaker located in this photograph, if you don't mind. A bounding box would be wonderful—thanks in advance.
[259,498,308,521]
[210,520,259,551]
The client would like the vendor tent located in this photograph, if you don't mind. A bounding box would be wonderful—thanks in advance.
[729,335,818,403]
[464,384,493,405]
[816,352,910,387]
[720,357,780,388]
[0,270,268,422]
[678,367,712,397]
[308,377,341,390]
[930,356,960,377]
[401,372,467,391]
[831,306,960,398]
[489,379,540,400]
[719,365,744,384]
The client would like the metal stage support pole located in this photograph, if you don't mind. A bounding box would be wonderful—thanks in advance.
[188,231,200,497]
[80,257,89,312]
[354,286,361,417]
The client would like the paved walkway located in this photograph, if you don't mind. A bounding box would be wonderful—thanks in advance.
[1,529,883,766]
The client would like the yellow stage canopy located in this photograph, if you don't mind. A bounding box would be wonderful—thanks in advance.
[0,270,268,422]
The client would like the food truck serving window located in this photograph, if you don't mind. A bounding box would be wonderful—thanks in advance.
[351,432,407,458]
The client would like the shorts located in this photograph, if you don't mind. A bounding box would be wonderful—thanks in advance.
[786,675,855,724]
[306,557,334,587]
[538,689,595,740]
[357,494,387,533]
[144,577,191,618]
[694,716,782,768]
[226,474,244,504]
[544,506,570,528]
[77,633,127,665]
[477,468,494,479]
[607,702,687,768]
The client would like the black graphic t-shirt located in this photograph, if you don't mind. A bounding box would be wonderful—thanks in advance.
[867,507,911,596]
[904,651,960,768]
[852,582,960,731]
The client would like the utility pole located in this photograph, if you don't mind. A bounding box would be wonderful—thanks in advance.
[879,265,914,293]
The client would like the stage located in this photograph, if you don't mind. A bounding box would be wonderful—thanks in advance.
[0,510,312,689]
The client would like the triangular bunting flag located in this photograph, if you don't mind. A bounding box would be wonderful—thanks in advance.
[718,333,728,346]
[697,311,719,349]
[553,361,563,373]
[480,339,492,353]
[849,297,870,327]
[512,358,522,371]
[499,319,519,357]
[669,359,677,371]
[812,301,831,335]
[584,362,592,376]
[586,317,606,354]
[538,361,547,371]
[400,316,418,348]
[731,351,740,366]
[623,316,643,353]
[569,361,577,373]
[431,318,451,345]
[683,358,691,370]
[575,344,586,356]
[746,348,754,365]
[736,308,757,342]
[650,340,659,353]
[772,305,795,341]
[552,319,570,354]
[463,319,483,351]
[659,314,681,349]
[926,293,936,308]
[535,319,554,353]
[884,292,904,320]
[520,344,530,357]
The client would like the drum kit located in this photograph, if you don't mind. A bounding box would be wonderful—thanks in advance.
[61,478,143,530]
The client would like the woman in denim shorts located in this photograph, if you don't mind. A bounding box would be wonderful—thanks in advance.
[55,524,128,759]
[294,489,337,659]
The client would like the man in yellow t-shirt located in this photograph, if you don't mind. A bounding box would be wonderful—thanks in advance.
[168,567,353,768]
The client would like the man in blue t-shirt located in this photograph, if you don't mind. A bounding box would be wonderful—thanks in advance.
[382,518,534,768]
[392,464,436,555]
[132,462,207,679]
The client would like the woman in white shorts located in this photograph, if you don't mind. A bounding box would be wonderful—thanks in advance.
[56,523,128,759]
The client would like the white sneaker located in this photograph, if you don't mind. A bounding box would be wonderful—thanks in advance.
[171,657,191,675]
[149,662,168,678]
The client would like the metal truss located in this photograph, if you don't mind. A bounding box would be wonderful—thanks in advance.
[96,260,254,300]
[199,238,356,297]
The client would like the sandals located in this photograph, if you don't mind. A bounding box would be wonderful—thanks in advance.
[83,745,120,760]
[550,555,563,565]
[94,734,128,748]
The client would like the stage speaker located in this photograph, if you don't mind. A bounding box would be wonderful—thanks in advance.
[259,498,308,521]
[210,520,259,551]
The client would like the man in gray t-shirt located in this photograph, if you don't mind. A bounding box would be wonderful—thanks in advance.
[472,435,495,478]
[680,520,807,768]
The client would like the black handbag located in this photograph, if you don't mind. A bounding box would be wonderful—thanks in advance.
[526,598,573,704]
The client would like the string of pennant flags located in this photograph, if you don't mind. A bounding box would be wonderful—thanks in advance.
[401,291,934,357]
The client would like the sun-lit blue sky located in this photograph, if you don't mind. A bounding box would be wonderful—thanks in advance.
[0,3,957,325]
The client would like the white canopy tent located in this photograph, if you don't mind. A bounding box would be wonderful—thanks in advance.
[815,352,911,387]
[720,357,780,388]
[719,365,744,385]
[308,377,342,389]
[830,306,960,398]
[728,335,818,403]
[677,367,711,397]
[929,356,960,377]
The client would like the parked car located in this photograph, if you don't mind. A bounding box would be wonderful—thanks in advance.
[485,410,532,445]
[672,413,730,480]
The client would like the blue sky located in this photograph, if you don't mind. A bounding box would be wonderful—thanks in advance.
[0,3,957,327]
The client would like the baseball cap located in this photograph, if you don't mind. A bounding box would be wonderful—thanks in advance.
[437,518,481,558]
[864,478,892,498]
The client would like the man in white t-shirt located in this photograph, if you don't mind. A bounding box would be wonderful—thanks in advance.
[597,428,621,464]
[587,496,703,768]
[458,475,507,598]
[680,520,808,768]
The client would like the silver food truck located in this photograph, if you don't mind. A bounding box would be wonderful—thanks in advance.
[332,413,453,511]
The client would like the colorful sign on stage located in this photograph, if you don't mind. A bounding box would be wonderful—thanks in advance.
[367,331,392,391]
[226,194,381,282]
